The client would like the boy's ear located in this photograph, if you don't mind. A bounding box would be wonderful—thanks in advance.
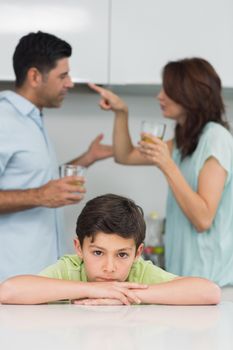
[134,243,144,261]
[73,238,83,259]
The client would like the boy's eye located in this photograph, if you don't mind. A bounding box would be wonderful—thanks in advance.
[118,252,129,258]
[93,250,103,256]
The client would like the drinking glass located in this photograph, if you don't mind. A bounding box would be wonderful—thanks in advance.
[141,121,166,143]
[60,164,86,187]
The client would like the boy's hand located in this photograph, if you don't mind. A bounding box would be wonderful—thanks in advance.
[83,281,148,305]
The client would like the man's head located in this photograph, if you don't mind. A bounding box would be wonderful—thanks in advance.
[13,31,73,108]
[74,194,146,282]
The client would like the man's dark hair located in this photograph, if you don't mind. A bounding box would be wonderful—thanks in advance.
[76,194,146,250]
[13,31,72,87]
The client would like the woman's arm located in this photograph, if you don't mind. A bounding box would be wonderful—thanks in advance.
[0,275,146,305]
[165,157,226,231]
[89,83,152,165]
[113,110,153,165]
[139,136,227,232]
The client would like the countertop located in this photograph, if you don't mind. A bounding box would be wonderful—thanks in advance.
[0,289,233,350]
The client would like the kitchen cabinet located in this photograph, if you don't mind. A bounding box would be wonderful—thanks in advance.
[110,0,233,87]
[0,0,233,87]
[0,0,109,83]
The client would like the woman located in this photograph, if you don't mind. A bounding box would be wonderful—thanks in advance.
[89,57,233,286]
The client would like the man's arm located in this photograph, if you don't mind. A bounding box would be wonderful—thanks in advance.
[0,176,85,213]
[0,275,147,305]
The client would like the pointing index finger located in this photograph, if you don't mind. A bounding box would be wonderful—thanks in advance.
[88,83,105,95]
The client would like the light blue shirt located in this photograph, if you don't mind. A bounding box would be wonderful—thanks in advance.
[165,122,233,286]
[0,91,63,281]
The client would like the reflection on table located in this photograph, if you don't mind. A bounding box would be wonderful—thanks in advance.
[0,302,233,350]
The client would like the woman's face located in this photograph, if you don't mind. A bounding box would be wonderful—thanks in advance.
[157,89,186,124]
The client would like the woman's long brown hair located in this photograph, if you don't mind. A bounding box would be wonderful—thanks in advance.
[162,58,229,159]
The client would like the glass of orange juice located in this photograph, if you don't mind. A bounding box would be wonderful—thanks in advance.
[60,164,86,187]
[141,121,166,143]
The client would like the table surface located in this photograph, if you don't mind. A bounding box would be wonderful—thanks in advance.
[1,294,233,350]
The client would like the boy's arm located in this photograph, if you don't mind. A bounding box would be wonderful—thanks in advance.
[0,275,146,305]
[69,277,221,306]
[133,277,221,305]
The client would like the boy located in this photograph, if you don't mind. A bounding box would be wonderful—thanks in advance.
[0,194,220,305]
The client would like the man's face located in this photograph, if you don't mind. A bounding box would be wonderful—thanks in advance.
[74,232,143,282]
[36,57,74,109]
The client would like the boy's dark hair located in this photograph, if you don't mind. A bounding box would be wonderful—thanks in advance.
[13,31,72,87]
[76,194,146,250]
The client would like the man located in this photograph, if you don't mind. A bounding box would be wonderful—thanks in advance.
[0,31,112,281]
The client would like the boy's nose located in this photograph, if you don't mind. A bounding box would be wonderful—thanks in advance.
[103,257,116,273]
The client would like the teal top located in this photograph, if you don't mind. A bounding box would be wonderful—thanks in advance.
[165,122,233,286]
[40,255,176,284]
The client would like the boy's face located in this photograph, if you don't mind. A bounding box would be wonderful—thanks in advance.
[74,232,143,282]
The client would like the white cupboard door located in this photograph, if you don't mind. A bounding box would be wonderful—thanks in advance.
[110,0,233,87]
[0,0,109,83]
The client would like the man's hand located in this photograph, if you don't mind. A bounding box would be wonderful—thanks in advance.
[68,133,113,167]
[86,133,113,164]
[36,176,86,208]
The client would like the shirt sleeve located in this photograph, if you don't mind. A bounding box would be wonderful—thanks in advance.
[38,259,67,279]
[198,125,233,183]
[141,262,177,284]
[128,258,177,284]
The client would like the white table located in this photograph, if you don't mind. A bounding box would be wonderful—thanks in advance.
[0,301,233,350]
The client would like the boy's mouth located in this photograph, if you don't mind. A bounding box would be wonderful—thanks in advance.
[95,277,117,282]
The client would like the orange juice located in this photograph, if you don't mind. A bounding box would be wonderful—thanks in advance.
[141,135,154,143]
[69,180,84,187]
[141,121,166,142]
[141,135,162,143]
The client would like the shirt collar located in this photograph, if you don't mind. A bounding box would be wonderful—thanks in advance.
[0,90,43,129]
